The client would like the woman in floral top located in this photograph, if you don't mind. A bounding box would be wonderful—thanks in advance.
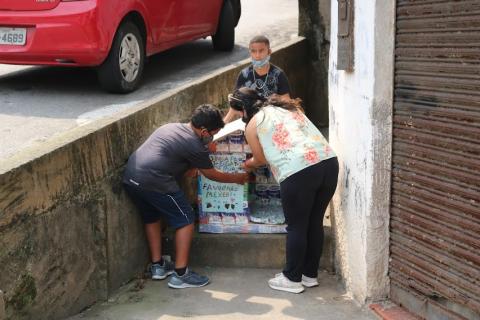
[231,87,339,294]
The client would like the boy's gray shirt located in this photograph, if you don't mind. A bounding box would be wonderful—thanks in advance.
[123,123,213,193]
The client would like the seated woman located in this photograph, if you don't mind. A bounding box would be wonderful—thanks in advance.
[230,87,339,294]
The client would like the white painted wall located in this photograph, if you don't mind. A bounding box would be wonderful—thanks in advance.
[328,0,395,303]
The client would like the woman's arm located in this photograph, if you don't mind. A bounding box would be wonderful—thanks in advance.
[243,117,268,170]
[223,107,243,123]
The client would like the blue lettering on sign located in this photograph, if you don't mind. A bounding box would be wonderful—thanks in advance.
[201,153,246,213]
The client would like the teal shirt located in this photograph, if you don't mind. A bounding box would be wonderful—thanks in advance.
[255,106,336,183]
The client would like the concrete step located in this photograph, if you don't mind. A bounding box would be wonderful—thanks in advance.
[163,226,333,271]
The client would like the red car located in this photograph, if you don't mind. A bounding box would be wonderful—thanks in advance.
[0,0,241,93]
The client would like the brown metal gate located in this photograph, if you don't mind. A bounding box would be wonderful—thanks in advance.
[390,1,480,319]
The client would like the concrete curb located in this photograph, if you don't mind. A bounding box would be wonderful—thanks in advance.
[370,303,421,320]
[0,37,306,174]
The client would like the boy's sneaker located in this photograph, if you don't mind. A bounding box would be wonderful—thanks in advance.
[151,260,174,280]
[268,273,304,294]
[168,268,209,289]
[301,275,319,287]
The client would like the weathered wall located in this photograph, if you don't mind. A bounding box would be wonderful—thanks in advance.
[0,290,5,320]
[298,0,331,128]
[0,39,308,320]
[328,1,395,303]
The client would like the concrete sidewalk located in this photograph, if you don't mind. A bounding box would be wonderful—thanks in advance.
[68,268,376,320]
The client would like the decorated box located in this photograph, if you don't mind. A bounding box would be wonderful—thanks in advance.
[198,119,286,233]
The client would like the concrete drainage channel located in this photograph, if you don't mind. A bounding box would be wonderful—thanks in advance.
[0,37,333,320]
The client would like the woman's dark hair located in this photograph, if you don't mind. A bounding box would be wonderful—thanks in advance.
[191,104,225,131]
[231,87,304,124]
[231,87,266,124]
[266,94,304,113]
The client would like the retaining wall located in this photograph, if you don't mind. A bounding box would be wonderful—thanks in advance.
[0,38,308,320]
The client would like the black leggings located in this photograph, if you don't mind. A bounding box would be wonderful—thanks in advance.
[280,157,339,282]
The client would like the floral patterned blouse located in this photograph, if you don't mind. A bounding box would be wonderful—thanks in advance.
[255,106,336,183]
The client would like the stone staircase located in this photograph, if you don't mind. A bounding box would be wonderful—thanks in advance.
[162,226,334,271]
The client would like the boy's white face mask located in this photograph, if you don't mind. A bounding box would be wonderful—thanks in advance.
[252,55,270,69]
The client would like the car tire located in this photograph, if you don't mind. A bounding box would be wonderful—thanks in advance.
[212,0,235,51]
[232,0,241,26]
[98,21,145,93]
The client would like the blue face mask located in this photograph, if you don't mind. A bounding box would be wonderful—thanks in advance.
[201,134,213,145]
[252,55,270,69]
[201,130,214,145]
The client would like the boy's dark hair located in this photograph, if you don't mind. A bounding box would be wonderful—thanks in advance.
[249,35,270,48]
[191,104,225,131]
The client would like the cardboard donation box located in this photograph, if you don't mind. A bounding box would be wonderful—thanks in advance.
[198,119,286,233]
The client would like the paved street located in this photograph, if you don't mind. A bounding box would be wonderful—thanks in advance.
[68,268,376,320]
[0,0,298,160]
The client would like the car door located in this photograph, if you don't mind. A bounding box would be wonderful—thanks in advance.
[177,0,223,39]
[143,0,179,45]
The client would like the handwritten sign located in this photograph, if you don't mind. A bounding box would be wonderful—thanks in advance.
[200,153,246,213]
[209,153,245,173]
[200,178,245,213]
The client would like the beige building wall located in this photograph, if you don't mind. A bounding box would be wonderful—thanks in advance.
[328,0,396,303]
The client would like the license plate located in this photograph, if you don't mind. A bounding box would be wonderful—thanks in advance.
[0,27,27,46]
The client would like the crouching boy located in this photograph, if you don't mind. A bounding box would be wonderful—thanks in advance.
[123,104,248,288]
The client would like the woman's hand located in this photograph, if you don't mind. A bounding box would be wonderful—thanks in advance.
[242,158,256,172]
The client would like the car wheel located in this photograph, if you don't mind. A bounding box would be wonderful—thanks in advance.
[212,0,235,51]
[233,0,241,26]
[98,21,145,93]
